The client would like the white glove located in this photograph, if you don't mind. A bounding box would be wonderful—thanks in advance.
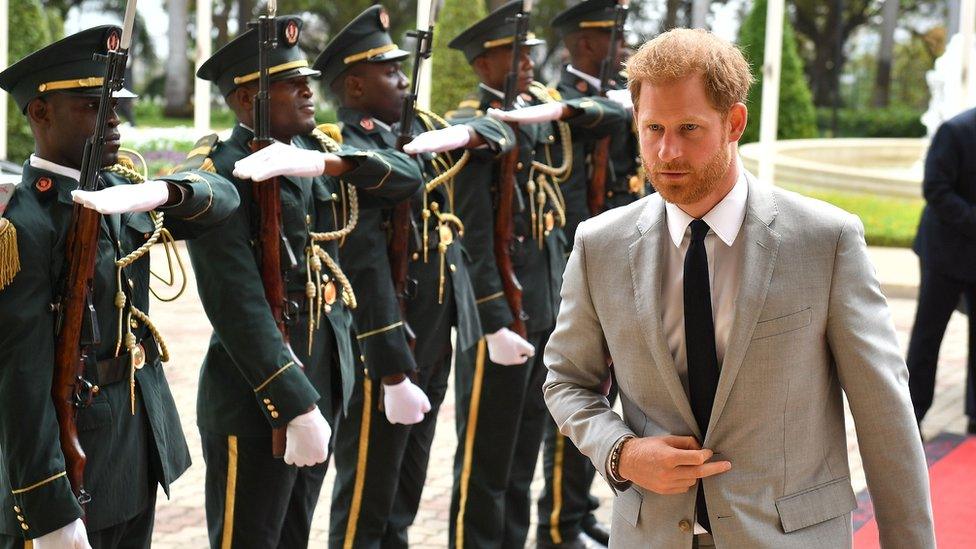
[487,102,566,124]
[383,378,432,425]
[485,327,535,366]
[402,124,472,154]
[605,88,634,112]
[71,180,170,215]
[233,141,334,180]
[283,406,331,467]
[33,518,91,549]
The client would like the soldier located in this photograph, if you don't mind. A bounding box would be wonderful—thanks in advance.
[188,16,422,548]
[444,2,627,547]
[536,3,642,547]
[313,7,515,548]
[0,26,239,548]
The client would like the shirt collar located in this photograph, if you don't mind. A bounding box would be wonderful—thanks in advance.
[566,65,601,92]
[30,154,81,182]
[371,117,393,134]
[237,123,292,144]
[479,82,505,100]
[664,159,748,248]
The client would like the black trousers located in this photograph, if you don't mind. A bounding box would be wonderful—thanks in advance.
[0,491,157,549]
[537,382,617,544]
[200,432,328,549]
[450,331,551,549]
[328,349,453,549]
[907,264,976,423]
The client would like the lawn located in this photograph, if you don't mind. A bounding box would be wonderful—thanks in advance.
[781,183,922,248]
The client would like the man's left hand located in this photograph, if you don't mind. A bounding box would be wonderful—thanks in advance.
[487,102,568,124]
[71,180,170,214]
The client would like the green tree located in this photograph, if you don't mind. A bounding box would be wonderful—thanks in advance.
[6,0,60,162]
[430,0,487,114]
[738,0,817,143]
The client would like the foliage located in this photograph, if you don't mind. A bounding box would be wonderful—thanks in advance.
[430,0,487,115]
[781,183,922,248]
[132,101,237,129]
[5,0,60,163]
[738,0,817,143]
[815,106,925,138]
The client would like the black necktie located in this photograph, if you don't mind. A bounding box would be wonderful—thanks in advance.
[684,218,719,531]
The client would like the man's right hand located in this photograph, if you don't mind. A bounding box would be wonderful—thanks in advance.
[283,406,331,467]
[233,142,341,181]
[485,328,535,366]
[618,435,731,494]
[33,518,91,549]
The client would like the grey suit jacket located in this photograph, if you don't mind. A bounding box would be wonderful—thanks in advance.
[543,173,935,548]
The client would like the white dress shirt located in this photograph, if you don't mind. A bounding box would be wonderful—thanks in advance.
[660,162,748,534]
[30,154,81,181]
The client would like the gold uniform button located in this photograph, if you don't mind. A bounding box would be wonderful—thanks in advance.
[449,264,457,272]
[20,523,28,531]
[412,252,420,261]
[13,505,20,513]
[331,193,338,200]
[271,411,280,419]
[360,355,366,362]
[267,404,276,411]
[516,162,524,171]
[16,515,24,522]
[678,519,692,533]
[263,398,271,404]
[499,138,507,146]
[548,135,555,142]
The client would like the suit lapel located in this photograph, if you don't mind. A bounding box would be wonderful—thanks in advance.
[628,195,701,437]
[706,173,780,437]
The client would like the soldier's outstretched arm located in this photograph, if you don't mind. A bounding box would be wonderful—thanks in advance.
[334,146,422,207]
[186,203,320,430]
[152,169,241,239]
[0,210,85,539]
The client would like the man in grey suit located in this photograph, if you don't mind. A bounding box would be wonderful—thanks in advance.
[543,28,935,548]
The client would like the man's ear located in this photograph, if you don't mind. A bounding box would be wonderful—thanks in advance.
[232,86,255,114]
[344,73,364,100]
[26,98,51,128]
[727,102,748,142]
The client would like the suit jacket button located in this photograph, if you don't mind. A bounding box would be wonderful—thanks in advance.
[678,519,692,533]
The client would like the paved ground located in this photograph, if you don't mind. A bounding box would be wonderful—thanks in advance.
[148,245,970,548]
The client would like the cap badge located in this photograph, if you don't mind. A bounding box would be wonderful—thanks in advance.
[284,20,300,46]
[106,30,121,52]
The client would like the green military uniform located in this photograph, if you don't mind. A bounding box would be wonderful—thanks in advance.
[444,3,627,547]
[537,3,644,546]
[0,25,240,548]
[189,17,422,549]
[313,8,516,548]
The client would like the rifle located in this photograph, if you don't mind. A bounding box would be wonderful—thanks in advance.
[390,0,438,331]
[249,1,300,459]
[587,0,629,217]
[494,0,533,338]
[52,0,139,509]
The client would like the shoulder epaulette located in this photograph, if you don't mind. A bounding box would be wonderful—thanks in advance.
[316,123,343,144]
[172,134,219,174]
[0,181,20,290]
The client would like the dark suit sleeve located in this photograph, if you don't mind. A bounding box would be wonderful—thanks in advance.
[155,169,240,239]
[923,122,976,239]
[337,147,422,209]
[457,115,516,157]
[186,192,319,428]
[563,96,627,139]
[0,207,84,538]
[452,155,515,334]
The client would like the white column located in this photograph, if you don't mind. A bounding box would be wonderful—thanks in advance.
[960,0,976,111]
[0,0,9,160]
[194,0,213,132]
[758,0,784,186]
[416,0,433,110]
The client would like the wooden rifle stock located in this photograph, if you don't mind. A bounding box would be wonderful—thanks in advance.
[53,203,100,505]
[494,126,527,338]
[249,139,289,458]
[390,134,415,324]
[588,137,611,216]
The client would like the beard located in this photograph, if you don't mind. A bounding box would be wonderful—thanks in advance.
[645,141,732,206]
